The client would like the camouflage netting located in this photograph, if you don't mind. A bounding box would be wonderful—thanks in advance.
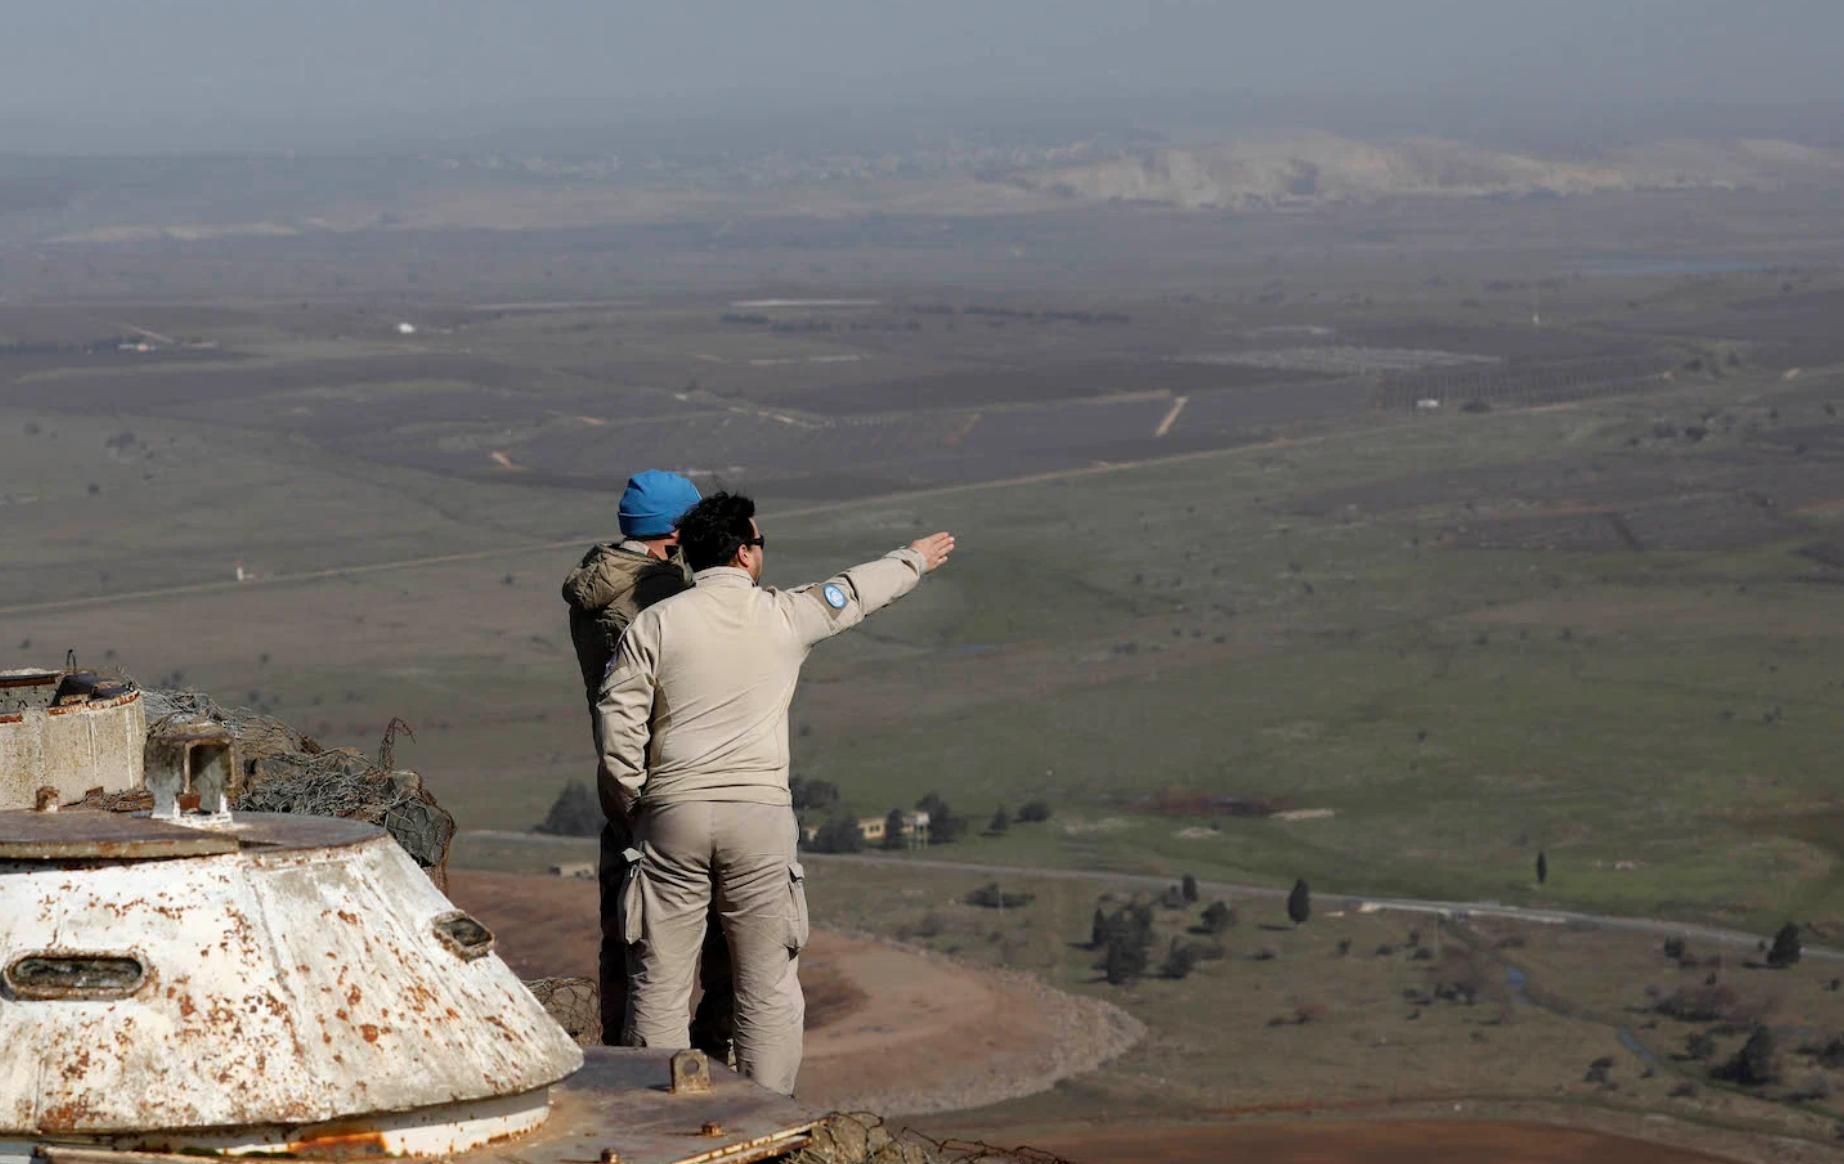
[789,1115,1070,1164]
[524,976,601,1046]
[140,689,456,885]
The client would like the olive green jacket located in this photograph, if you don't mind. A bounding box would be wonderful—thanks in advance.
[562,541,690,700]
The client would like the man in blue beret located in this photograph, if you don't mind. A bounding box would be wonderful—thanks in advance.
[562,469,733,1055]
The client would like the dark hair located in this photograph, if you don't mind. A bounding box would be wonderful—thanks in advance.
[676,491,757,572]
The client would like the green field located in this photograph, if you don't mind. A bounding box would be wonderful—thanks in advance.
[760,374,1844,933]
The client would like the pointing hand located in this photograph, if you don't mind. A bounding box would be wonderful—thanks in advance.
[909,532,955,572]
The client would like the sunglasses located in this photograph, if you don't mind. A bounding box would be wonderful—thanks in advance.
[741,535,766,549]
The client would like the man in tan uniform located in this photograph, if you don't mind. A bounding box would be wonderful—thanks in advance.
[596,491,954,1094]
[562,469,732,1053]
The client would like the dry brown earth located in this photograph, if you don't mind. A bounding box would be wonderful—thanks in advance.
[1027,1120,1742,1164]
[446,870,1141,1115]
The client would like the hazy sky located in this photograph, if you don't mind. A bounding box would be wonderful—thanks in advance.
[5,1,1844,151]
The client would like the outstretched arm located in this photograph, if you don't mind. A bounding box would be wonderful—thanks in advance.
[593,614,662,821]
[787,532,955,647]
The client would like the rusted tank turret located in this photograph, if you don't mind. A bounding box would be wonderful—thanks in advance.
[0,668,817,1164]
[0,810,583,1158]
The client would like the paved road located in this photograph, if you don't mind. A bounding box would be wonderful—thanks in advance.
[462,830,1838,962]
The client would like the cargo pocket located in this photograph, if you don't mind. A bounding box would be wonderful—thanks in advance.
[786,861,810,954]
[620,847,646,945]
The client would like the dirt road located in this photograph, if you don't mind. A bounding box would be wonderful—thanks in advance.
[463,835,1837,963]
[446,870,1141,1115]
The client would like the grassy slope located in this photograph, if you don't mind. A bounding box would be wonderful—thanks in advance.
[772,370,1844,933]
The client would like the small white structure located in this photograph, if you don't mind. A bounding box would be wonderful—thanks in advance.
[396,321,417,336]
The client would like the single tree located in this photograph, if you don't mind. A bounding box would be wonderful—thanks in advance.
[1766,922,1802,968]
[1090,906,1110,949]
[916,793,966,844]
[1201,900,1234,934]
[987,806,1010,836]
[1287,878,1312,926]
[882,808,907,851]
[1713,1027,1779,1086]
[789,776,840,816]
[1181,873,1199,904]
[1016,799,1052,823]
[1103,932,1146,985]
[1536,850,1548,885]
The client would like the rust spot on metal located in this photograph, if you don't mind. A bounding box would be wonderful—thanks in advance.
[288,1128,392,1157]
[38,1093,104,1131]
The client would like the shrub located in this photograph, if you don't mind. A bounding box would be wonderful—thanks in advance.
[1655,982,1740,1023]
[808,815,864,853]
[1016,799,1052,823]
[1162,940,1203,980]
[1814,1035,1844,1069]
[789,776,840,816]
[1181,873,1199,903]
[1201,900,1234,934]
[1103,930,1148,985]
[963,882,1034,909]
[1712,1027,1779,1086]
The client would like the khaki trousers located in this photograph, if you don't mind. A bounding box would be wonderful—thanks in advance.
[623,801,807,1095]
[598,821,735,1054]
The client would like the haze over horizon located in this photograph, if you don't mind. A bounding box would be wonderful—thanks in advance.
[6,0,1844,153]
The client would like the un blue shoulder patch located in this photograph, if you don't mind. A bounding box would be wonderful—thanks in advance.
[822,583,848,610]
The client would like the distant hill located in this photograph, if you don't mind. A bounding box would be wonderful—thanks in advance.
[999,131,1844,210]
